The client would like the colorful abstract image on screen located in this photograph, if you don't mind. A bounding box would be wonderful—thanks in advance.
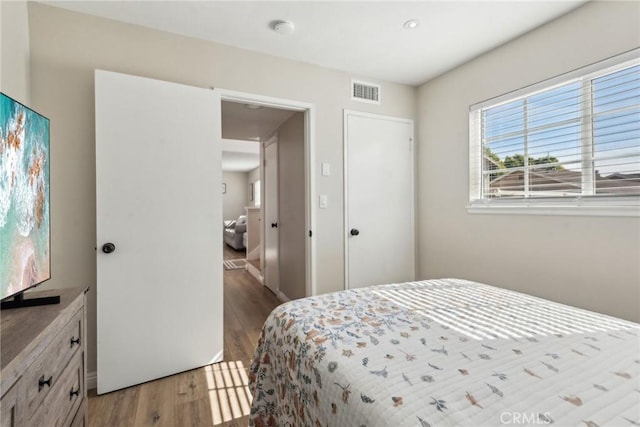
[0,93,50,300]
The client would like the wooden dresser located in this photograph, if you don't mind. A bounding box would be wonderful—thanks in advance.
[1,287,87,427]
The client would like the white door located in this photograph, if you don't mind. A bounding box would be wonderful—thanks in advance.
[95,70,223,394]
[264,140,279,294]
[345,111,415,289]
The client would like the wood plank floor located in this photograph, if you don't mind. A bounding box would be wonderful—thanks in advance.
[88,245,280,427]
[223,244,245,261]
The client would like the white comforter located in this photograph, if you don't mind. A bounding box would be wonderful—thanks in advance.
[249,278,640,426]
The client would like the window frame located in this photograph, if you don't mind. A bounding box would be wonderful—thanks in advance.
[254,179,261,207]
[468,49,640,217]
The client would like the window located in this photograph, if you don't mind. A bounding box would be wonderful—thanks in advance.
[469,50,640,215]
[254,179,261,207]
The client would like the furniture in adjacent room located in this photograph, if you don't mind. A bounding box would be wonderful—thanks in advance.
[0,287,88,427]
[223,214,247,250]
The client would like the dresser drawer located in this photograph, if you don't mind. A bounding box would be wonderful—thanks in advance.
[0,382,19,427]
[22,309,82,415]
[68,399,86,427]
[29,351,83,427]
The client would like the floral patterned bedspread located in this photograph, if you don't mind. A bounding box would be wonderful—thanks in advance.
[248,278,640,426]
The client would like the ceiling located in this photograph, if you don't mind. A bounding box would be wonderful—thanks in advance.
[44,1,586,86]
[43,1,586,169]
[221,101,296,171]
[222,100,296,141]
[221,142,260,172]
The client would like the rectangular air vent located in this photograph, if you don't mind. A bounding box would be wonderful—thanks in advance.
[351,80,381,104]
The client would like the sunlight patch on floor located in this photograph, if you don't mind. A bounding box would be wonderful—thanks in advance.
[205,361,252,425]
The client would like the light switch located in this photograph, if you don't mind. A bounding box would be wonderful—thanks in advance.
[321,163,331,176]
[319,194,328,208]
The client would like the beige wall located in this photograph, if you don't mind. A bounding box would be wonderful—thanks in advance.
[24,0,640,380]
[277,113,306,300]
[222,171,249,221]
[27,3,416,374]
[1,0,31,103]
[417,1,640,322]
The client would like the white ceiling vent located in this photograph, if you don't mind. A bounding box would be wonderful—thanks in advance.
[351,80,381,104]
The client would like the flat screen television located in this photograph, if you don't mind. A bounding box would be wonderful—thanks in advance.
[0,92,56,309]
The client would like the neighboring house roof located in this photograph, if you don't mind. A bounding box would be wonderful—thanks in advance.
[487,168,640,196]
[483,156,504,171]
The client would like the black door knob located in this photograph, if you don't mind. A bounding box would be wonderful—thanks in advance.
[350,228,360,236]
[271,223,278,228]
[102,243,116,254]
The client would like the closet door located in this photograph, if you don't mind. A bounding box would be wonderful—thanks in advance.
[345,110,415,289]
[95,70,223,394]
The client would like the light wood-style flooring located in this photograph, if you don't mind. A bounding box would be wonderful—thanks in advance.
[223,244,245,262]
[87,245,280,426]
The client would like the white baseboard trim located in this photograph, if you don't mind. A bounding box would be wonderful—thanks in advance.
[87,371,97,390]
[246,262,263,284]
[276,290,290,303]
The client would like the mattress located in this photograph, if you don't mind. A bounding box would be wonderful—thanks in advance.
[248,278,640,426]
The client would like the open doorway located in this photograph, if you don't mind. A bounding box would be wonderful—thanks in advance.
[220,95,315,301]
[221,136,259,263]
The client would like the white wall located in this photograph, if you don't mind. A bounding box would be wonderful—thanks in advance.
[277,113,306,300]
[1,0,31,103]
[27,2,416,374]
[417,1,640,322]
[222,171,249,221]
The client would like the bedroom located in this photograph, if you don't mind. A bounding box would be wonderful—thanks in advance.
[0,1,638,426]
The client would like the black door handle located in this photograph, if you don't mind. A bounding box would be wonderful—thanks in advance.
[271,223,278,228]
[350,228,360,236]
[102,243,116,254]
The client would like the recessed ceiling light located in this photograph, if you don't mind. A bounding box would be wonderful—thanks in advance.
[273,20,295,36]
[245,104,262,110]
[403,19,420,30]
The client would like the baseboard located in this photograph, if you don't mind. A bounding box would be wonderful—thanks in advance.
[246,262,263,284]
[87,370,97,390]
[276,290,290,303]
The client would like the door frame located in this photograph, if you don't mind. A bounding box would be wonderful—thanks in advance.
[262,135,279,296]
[343,109,416,290]
[214,89,316,298]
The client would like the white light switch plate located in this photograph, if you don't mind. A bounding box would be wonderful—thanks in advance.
[319,194,328,208]
[321,163,331,176]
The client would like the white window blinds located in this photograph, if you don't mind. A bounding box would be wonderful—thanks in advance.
[469,51,640,213]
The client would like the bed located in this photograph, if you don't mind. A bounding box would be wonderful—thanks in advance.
[248,278,640,426]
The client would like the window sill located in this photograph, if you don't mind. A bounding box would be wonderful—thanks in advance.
[467,202,640,217]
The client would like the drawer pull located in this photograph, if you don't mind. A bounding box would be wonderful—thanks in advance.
[38,375,53,391]
[70,336,81,347]
[69,387,81,400]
